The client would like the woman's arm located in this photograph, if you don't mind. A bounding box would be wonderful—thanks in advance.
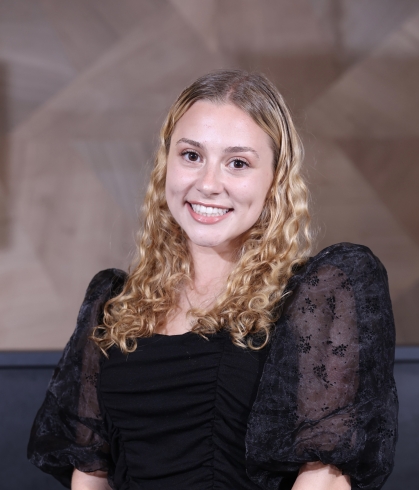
[292,462,350,490]
[28,270,127,486]
[246,244,398,489]
[72,469,112,490]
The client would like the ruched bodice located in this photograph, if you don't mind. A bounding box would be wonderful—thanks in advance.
[100,332,268,489]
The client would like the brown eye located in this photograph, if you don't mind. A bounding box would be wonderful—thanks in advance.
[230,159,249,169]
[183,151,199,162]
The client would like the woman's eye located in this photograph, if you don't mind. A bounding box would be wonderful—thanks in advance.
[182,151,200,162]
[229,159,249,169]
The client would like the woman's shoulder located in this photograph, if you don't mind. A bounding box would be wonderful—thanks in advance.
[84,268,128,302]
[289,242,387,289]
[308,241,382,269]
[75,268,128,333]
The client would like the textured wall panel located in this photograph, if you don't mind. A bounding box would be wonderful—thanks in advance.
[0,0,418,348]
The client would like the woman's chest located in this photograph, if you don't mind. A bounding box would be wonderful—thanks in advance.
[98,331,269,430]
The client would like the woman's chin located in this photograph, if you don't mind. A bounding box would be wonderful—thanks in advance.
[186,237,236,254]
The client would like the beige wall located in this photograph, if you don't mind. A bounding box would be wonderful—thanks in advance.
[1,0,419,349]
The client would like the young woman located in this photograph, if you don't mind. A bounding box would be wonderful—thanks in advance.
[28,70,398,490]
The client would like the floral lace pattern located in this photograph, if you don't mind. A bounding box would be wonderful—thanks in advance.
[27,269,126,488]
[246,243,398,490]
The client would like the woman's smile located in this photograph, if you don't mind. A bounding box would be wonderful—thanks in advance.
[187,201,232,224]
[190,202,230,216]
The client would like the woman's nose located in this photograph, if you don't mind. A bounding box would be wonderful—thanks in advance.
[195,161,223,195]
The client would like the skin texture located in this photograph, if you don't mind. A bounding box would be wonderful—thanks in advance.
[71,102,351,490]
[294,462,351,489]
[72,469,111,490]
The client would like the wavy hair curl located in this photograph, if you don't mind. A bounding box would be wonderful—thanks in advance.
[93,69,312,353]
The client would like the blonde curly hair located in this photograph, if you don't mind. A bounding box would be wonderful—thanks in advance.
[93,69,312,353]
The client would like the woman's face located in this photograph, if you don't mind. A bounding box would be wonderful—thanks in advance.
[165,100,275,254]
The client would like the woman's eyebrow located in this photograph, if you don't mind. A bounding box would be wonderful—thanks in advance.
[176,139,259,159]
[224,146,259,159]
[176,138,204,149]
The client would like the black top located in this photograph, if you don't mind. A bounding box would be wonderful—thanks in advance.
[28,243,398,490]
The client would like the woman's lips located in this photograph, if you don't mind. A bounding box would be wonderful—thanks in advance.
[187,202,232,224]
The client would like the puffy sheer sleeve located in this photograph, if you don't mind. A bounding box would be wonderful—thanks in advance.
[27,268,127,488]
[246,243,398,490]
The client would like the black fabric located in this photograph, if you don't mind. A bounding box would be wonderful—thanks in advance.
[28,243,398,489]
[27,269,127,488]
[100,331,269,490]
[246,243,398,490]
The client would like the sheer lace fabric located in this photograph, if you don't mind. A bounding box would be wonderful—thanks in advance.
[246,243,398,489]
[28,244,398,490]
[27,269,126,487]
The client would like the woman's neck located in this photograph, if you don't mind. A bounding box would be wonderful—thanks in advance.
[155,243,237,335]
[188,242,236,296]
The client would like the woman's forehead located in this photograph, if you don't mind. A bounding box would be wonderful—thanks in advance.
[171,101,273,153]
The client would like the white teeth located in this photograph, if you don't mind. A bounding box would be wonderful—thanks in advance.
[191,203,229,217]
